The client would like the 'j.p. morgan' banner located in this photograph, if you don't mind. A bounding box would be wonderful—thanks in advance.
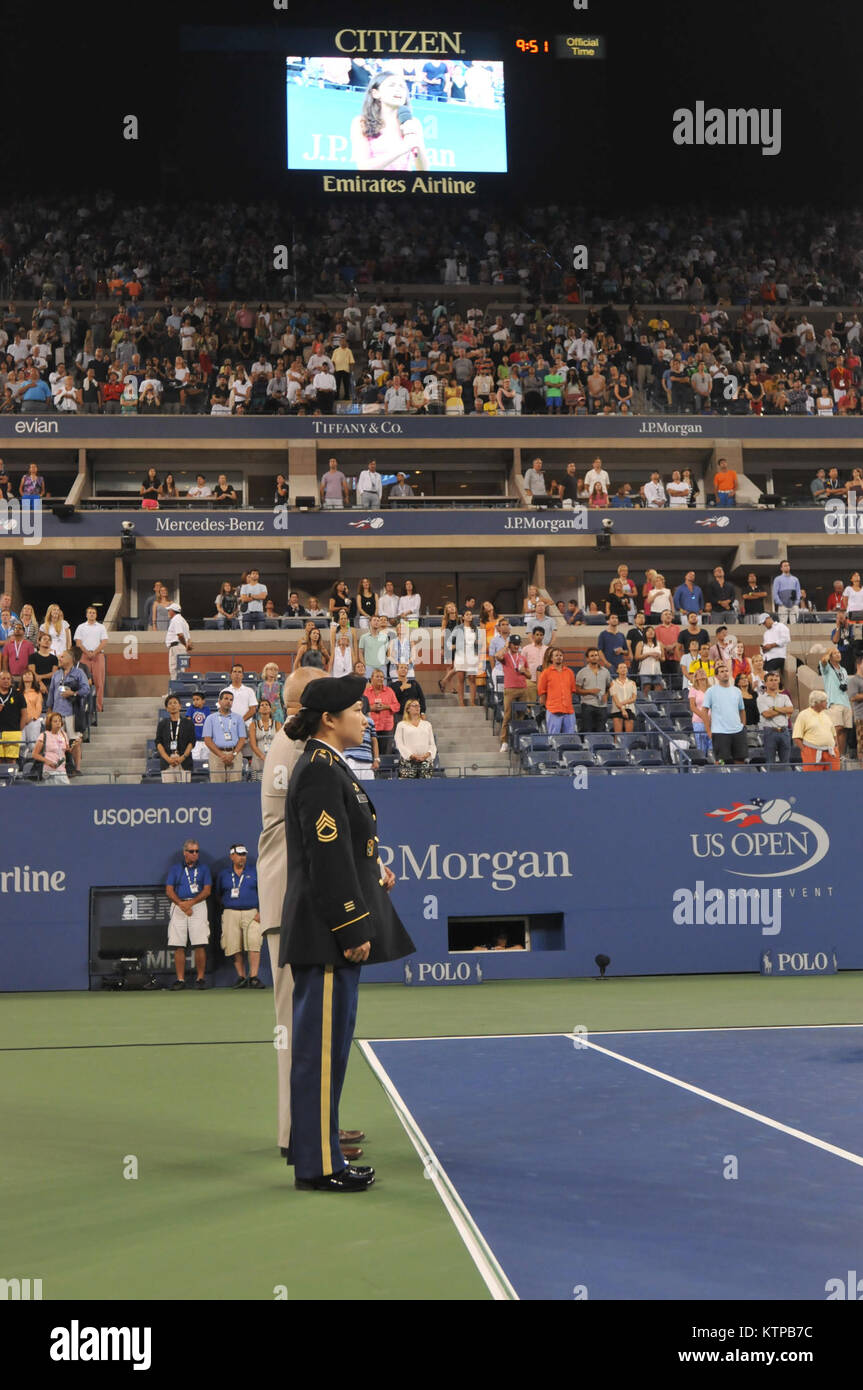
[0,775,856,991]
[5,414,863,441]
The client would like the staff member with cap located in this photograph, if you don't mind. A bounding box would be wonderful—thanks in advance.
[279,675,415,1191]
[165,601,192,682]
[217,845,263,988]
[165,839,212,989]
[257,667,362,1161]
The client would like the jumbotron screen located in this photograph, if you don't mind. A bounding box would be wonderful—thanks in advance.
[285,56,508,176]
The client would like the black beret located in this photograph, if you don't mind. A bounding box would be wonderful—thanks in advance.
[300,675,367,714]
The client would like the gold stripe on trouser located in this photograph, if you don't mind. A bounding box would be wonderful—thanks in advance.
[266,934,293,1149]
[320,965,335,1173]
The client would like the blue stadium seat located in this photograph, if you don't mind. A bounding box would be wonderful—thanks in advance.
[375,754,398,779]
[548,734,583,751]
[585,733,615,750]
[632,748,666,767]
[528,735,551,753]
[562,749,595,768]
[509,720,538,751]
[594,748,631,767]
[205,671,231,684]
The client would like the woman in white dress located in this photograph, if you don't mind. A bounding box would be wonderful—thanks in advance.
[636,625,664,694]
[331,630,355,678]
[452,610,479,707]
[39,604,71,658]
[397,578,421,625]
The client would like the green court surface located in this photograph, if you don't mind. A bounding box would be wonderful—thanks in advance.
[2,974,860,1301]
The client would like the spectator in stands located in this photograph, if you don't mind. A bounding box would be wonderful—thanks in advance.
[330,630,355,679]
[165,840,212,989]
[708,625,736,666]
[810,469,829,505]
[387,619,419,681]
[531,600,555,644]
[584,458,610,496]
[563,599,584,625]
[320,457,349,510]
[357,459,383,508]
[156,695,195,783]
[793,691,839,771]
[395,700,436,778]
[672,572,700,622]
[842,571,863,635]
[689,670,712,757]
[740,573,768,623]
[538,648,577,735]
[643,472,667,509]
[355,578,376,630]
[523,585,541,617]
[247,699,281,781]
[239,569,267,630]
[0,668,25,764]
[704,566,737,620]
[608,661,637,734]
[32,631,57,697]
[202,689,247,782]
[712,459,738,507]
[359,614,390,679]
[151,584,174,632]
[656,610,682,678]
[666,471,690,508]
[215,581,240,629]
[497,633,529,752]
[377,579,400,625]
[140,468,160,503]
[772,560,801,622]
[818,647,852,759]
[389,472,415,499]
[826,579,847,613]
[758,670,793,764]
[701,662,746,765]
[451,610,480,706]
[73,606,108,712]
[598,613,629,671]
[284,592,307,620]
[390,662,426,718]
[397,579,421,624]
[294,624,331,673]
[16,604,38,644]
[19,369,51,413]
[164,602,191,683]
[223,664,257,726]
[364,668,399,753]
[1,620,35,679]
[188,690,211,762]
[212,474,239,506]
[605,579,630,622]
[635,626,664,693]
[187,474,212,499]
[256,663,285,724]
[45,650,88,775]
[522,457,547,503]
[736,672,760,727]
[29,709,69,784]
[575,649,611,733]
[40,603,71,657]
[522,626,548,702]
[846,654,863,764]
[643,574,671,627]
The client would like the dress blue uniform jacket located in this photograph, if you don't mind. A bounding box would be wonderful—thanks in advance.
[279,739,415,969]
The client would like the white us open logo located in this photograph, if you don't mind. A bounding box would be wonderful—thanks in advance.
[695,798,830,879]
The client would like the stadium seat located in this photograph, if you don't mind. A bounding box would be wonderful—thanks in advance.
[509,720,538,751]
[562,749,595,768]
[632,748,666,767]
[594,749,631,767]
[205,671,231,684]
[585,733,615,751]
[548,734,582,751]
[375,755,398,779]
[528,735,551,753]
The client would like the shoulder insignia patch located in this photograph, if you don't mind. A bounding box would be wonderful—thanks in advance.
[316,811,338,842]
[311,748,333,765]
[344,900,356,913]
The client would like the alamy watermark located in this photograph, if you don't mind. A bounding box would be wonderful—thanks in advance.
[673,103,781,157]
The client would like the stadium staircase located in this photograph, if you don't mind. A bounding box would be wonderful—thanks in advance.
[79,697,153,783]
[426,690,505,775]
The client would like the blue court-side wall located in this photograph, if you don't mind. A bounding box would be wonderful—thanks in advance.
[0,775,852,992]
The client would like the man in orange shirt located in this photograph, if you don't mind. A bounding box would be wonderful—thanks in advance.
[712,458,738,507]
[537,648,577,735]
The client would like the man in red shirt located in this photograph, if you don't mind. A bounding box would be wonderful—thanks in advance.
[537,649,577,735]
[830,357,853,403]
[827,580,847,612]
[496,633,529,752]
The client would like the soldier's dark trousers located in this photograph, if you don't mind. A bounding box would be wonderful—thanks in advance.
[287,961,361,1179]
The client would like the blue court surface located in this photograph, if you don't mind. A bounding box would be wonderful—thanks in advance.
[360,1028,863,1300]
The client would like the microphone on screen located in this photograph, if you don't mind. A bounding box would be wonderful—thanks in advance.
[398,102,419,153]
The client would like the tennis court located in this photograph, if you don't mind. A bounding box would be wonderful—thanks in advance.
[2,975,860,1301]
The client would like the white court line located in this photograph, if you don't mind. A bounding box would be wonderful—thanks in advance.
[357,1039,519,1302]
[569,1034,863,1171]
[361,1023,863,1043]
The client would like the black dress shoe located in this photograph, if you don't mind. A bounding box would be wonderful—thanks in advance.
[232,976,248,989]
[248,976,265,989]
[170,979,186,991]
[195,978,210,989]
[295,1166,375,1192]
[338,1129,366,1142]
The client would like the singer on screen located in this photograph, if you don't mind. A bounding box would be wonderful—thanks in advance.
[350,70,429,172]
